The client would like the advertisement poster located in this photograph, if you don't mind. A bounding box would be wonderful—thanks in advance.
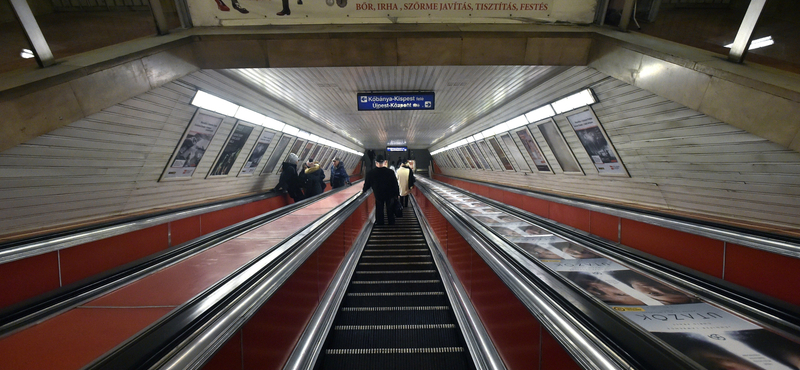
[618,304,800,370]
[499,133,532,172]
[458,147,477,169]
[209,122,255,177]
[566,109,628,176]
[161,110,224,181]
[239,129,276,176]
[487,137,515,170]
[278,139,307,174]
[261,135,292,174]
[478,140,502,171]
[190,0,554,26]
[469,143,492,170]
[536,119,583,174]
[514,127,551,173]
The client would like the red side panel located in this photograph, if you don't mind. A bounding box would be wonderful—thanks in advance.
[470,247,540,370]
[202,331,243,370]
[201,207,241,234]
[447,224,472,294]
[540,328,582,370]
[0,252,60,309]
[505,191,525,210]
[60,224,170,285]
[620,219,724,278]
[549,203,590,232]
[242,255,319,370]
[318,226,346,297]
[522,196,549,217]
[488,187,504,203]
[590,211,619,243]
[725,244,800,307]
[169,215,202,246]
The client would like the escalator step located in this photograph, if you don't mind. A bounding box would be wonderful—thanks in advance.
[327,326,463,348]
[348,281,442,293]
[320,349,471,370]
[351,271,439,281]
[335,307,454,326]
[343,292,449,307]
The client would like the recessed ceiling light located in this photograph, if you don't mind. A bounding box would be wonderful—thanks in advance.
[725,36,774,50]
[20,49,34,59]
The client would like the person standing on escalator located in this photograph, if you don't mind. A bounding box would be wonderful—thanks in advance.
[362,155,400,225]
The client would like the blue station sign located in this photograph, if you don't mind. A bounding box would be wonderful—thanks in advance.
[358,92,435,111]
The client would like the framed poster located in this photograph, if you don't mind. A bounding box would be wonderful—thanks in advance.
[160,109,224,181]
[477,139,503,171]
[486,137,514,171]
[469,142,492,170]
[298,141,315,163]
[457,147,476,169]
[306,144,322,163]
[239,128,277,176]
[261,135,293,175]
[207,121,255,178]
[536,118,584,174]
[499,133,531,172]
[513,127,553,173]
[317,147,332,168]
[465,144,484,170]
[566,108,629,177]
[445,150,461,168]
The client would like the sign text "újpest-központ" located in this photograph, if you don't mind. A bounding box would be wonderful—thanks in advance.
[357,92,435,111]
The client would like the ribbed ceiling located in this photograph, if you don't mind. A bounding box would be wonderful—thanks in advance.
[222,66,563,149]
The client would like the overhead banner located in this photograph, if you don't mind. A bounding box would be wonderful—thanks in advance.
[358,92,434,111]
[161,110,224,181]
[190,0,562,25]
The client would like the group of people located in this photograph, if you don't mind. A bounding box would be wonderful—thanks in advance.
[274,153,351,202]
[362,155,415,225]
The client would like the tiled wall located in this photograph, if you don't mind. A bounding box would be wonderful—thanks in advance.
[413,188,581,370]
[433,175,800,308]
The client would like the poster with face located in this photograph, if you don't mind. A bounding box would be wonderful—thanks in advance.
[566,109,628,176]
[161,110,224,181]
[239,128,276,176]
[208,122,255,177]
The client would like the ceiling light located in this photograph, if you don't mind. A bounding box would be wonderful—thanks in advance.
[20,49,34,59]
[504,115,529,130]
[524,105,556,123]
[282,124,300,136]
[551,89,596,114]
[191,91,238,117]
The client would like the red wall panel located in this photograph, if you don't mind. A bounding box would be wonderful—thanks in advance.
[540,328,582,370]
[0,252,60,309]
[488,187,504,203]
[242,255,319,370]
[724,243,800,307]
[169,215,202,246]
[620,219,724,278]
[504,191,525,210]
[60,224,170,285]
[470,244,540,370]
[522,196,549,217]
[202,331,243,370]
[590,211,619,243]
[548,203,590,232]
[446,224,472,294]
[317,226,345,297]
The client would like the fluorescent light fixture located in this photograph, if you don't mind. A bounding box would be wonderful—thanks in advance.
[551,89,596,114]
[282,124,300,136]
[473,133,484,140]
[725,36,774,50]
[262,117,285,132]
[504,115,529,130]
[525,105,556,123]
[466,136,475,143]
[309,134,321,143]
[20,49,34,59]
[234,106,265,125]
[297,131,311,140]
[191,91,238,117]
[493,122,510,135]
[481,128,496,138]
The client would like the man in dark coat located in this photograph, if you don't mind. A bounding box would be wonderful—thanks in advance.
[362,155,400,225]
[300,160,325,197]
[274,153,304,202]
[329,157,350,189]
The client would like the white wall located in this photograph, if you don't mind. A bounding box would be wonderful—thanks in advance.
[435,67,800,231]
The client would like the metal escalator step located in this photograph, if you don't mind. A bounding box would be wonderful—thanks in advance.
[326,326,464,349]
[362,249,428,253]
[360,255,430,259]
[352,272,439,282]
[334,308,453,326]
[343,293,449,307]
[348,282,443,293]
[319,350,472,370]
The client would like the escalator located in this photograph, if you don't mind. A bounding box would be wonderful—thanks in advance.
[316,205,476,370]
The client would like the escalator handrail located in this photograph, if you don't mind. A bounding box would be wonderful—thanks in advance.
[0,190,289,264]
[417,178,698,370]
[86,189,371,370]
[433,176,800,259]
[410,195,508,370]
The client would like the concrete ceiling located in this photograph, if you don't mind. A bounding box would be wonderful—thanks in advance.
[221,65,566,149]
